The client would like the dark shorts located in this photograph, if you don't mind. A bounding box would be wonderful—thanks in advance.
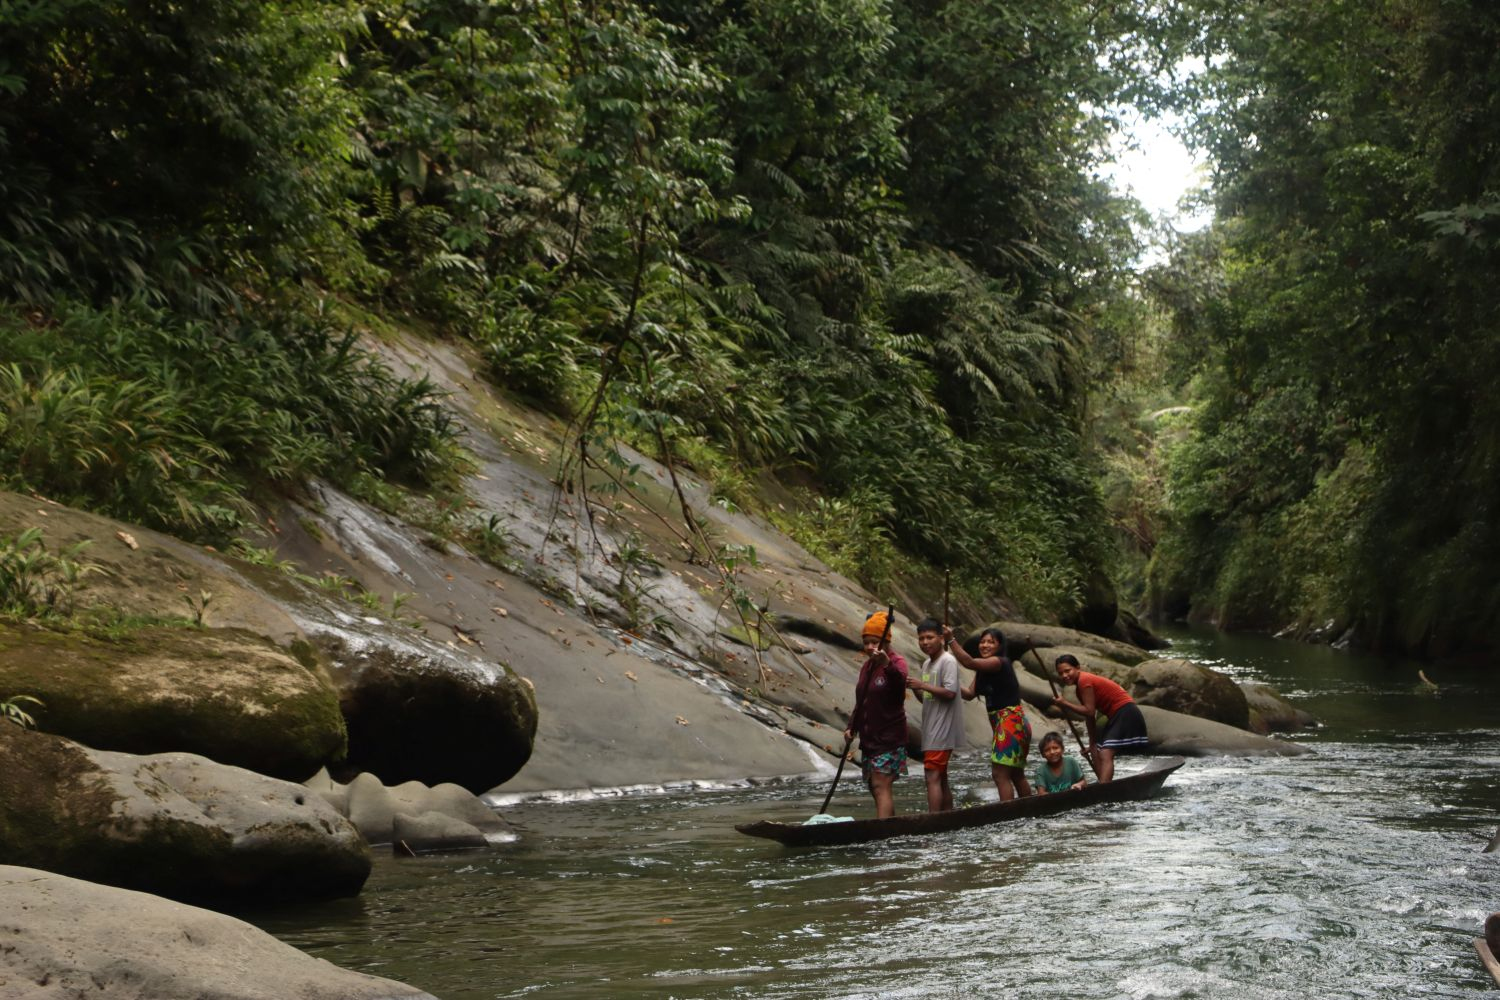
[1098,702,1149,754]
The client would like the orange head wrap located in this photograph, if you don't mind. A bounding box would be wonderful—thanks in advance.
[861,610,890,641]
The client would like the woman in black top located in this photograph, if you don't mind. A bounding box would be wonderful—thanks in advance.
[944,625,1033,801]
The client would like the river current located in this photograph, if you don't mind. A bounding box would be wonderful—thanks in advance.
[258,626,1500,998]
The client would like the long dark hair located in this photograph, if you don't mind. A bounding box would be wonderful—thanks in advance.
[961,627,1007,660]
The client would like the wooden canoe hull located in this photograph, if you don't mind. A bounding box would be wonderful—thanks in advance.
[1477,937,1500,988]
[736,756,1184,847]
[1479,912,1500,988]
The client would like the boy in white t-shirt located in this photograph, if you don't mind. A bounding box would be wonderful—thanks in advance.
[906,616,963,812]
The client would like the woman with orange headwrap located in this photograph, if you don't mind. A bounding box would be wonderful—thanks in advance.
[842,609,909,819]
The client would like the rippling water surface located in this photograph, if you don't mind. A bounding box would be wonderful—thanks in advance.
[258,627,1500,998]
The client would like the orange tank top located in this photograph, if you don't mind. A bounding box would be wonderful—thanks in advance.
[1079,671,1132,718]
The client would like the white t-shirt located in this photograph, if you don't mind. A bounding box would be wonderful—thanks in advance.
[918,650,963,751]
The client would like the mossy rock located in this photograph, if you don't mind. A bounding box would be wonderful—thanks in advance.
[0,622,345,780]
[1131,657,1251,731]
[0,725,369,906]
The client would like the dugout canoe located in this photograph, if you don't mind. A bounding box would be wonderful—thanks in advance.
[736,756,1184,847]
[1477,913,1500,988]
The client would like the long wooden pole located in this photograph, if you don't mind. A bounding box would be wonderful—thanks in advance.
[817,605,894,816]
[1026,637,1100,779]
[942,569,951,630]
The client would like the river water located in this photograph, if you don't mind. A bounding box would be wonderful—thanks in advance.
[257,626,1500,998]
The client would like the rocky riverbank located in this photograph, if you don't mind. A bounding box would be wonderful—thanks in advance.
[0,333,1317,996]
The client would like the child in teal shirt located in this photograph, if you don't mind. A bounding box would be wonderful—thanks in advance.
[1032,731,1087,794]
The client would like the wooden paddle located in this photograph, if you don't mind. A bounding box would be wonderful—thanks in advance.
[815,605,895,817]
[1026,637,1100,780]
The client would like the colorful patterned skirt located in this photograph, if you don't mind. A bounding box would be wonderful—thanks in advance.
[987,703,1032,768]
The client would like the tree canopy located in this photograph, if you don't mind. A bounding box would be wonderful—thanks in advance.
[1146,0,1500,654]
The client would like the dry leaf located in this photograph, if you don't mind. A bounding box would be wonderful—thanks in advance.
[596,676,605,684]
[115,531,139,550]
[674,716,690,726]
[492,607,508,617]
[624,671,638,682]
[657,917,674,925]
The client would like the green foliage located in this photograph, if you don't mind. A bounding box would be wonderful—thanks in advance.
[0,529,94,620]
[0,303,461,539]
[1,695,44,730]
[0,0,1181,627]
[0,0,361,308]
[1150,0,1500,652]
[777,488,901,593]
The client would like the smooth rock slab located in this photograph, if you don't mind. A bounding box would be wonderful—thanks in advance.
[308,769,514,850]
[1141,705,1309,757]
[392,811,488,854]
[0,725,370,906]
[0,865,434,1000]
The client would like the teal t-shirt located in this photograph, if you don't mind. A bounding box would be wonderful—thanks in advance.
[1033,755,1084,793]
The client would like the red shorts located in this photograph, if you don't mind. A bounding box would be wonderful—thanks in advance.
[923,749,952,772]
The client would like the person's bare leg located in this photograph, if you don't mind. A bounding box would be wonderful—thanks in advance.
[992,763,1017,801]
[1011,767,1031,798]
[871,770,897,818]
[938,770,953,812]
[925,768,945,812]
[1097,747,1116,782]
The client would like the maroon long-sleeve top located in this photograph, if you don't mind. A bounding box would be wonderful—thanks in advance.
[848,650,909,756]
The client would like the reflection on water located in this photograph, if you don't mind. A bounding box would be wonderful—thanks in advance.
[256,626,1500,998]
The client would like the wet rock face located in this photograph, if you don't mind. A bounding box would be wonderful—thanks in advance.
[1131,657,1251,731]
[0,865,436,1000]
[0,725,370,906]
[314,630,538,794]
[0,622,346,781]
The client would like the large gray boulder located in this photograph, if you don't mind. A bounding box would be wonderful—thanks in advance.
[993,621,1152,666]
[1131,657,1251,730]
[0,725,369,905]
[308,622,538,794]
[0,866,434,1000]
[1015,643,1138,688]
[1140,705,1309,756]
[307,769,515,849]
[0,621,345,781]
[392,812,489,854]
[1242,682,1318,734]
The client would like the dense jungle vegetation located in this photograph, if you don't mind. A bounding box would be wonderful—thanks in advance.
[3,1,1497,653]
[1138,0,1500,656]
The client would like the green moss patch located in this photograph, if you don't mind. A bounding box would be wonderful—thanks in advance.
[0,622,345,780]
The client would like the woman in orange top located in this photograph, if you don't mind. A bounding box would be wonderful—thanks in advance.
[1050,654,1149,782]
